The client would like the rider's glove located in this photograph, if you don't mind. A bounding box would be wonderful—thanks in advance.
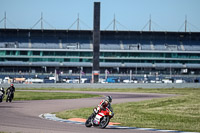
[97,107,101,112]
[93,108,98,114]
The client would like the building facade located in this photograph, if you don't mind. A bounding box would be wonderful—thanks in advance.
[0,29,200,78]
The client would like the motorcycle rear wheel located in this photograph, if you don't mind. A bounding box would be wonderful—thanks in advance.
[6,97,9,102]
[85,114,93,127]
[9,97,12,102]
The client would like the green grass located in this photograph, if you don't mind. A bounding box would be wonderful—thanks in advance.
[8,91,100,101]
[17,87,198,95]
[55,88,200,132]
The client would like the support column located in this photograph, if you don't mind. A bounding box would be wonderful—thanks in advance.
[92,2,100,83]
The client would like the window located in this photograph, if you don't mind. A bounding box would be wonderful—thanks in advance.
[55,51,66,56]
[20,51,28,55]
[0,51,5,55]
[33,51,40,56]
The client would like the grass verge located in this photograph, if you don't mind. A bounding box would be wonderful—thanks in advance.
[5,91,100,101]
[17,87,198,94]
[55,88,200,132]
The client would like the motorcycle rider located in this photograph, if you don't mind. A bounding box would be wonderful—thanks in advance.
[6,84,15,102]
[94,96,113,114]
[0,87,5,95]
[0,87,5,101]
[85,95,114,128]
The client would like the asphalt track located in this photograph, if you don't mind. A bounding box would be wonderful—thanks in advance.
[0,91,178,133]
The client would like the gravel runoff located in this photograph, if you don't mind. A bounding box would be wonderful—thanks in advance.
[1,83,200,89]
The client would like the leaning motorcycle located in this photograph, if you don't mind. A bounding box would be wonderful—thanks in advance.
[6,90,13,102]
[85,107,114,128]
[0,91,4,103]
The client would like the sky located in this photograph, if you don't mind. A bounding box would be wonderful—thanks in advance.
[0,0,200,32]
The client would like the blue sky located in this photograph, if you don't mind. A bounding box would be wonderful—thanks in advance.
[0,0,200,32]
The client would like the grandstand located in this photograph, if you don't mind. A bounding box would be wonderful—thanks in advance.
[0,28,200,79]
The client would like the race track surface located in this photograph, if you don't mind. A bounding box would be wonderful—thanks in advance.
[0,91,177,133]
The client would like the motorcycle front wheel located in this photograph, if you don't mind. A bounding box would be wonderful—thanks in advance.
[0,96,2,102]
[99,116,110,129]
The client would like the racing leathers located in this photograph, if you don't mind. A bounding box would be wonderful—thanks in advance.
[94,99,112,114]
[6,86,15,100]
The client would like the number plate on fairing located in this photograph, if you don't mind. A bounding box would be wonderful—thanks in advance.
[94,114,102,124]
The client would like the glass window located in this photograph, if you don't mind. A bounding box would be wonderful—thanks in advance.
[33,51,40,56]
[70,58,79,62]
[82,59,92,62]
[43,51,55,56]
[20,51,28,55]
[67,52,79,56]
[6,51,16,55]
[55,51,66,56]
[0,51,5,55]
[80,52,92,57]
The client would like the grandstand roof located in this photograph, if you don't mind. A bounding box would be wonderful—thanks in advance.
[1,28,200,36]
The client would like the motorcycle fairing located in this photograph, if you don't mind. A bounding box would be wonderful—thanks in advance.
[94,113,105,125]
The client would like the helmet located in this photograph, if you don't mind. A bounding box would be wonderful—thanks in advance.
[10,84,14,86]
[105,96,112,103]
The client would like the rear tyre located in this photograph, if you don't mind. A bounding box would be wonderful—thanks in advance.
[6,96,9,102]
[85,114,94,127]
[9,98,12,102]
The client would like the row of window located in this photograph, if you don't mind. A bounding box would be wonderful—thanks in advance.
[1,50,200,59]
[0,58,200,64]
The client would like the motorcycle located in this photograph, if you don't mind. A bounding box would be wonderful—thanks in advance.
[85,107,114,129]
[0,91,4,103]
[6,90,13,102]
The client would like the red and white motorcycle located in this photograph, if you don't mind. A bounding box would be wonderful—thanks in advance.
[85,107,114,128]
